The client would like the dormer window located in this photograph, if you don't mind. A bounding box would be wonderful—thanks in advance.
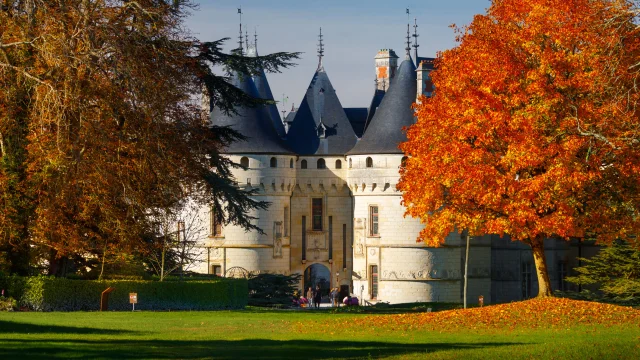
[317,122,327,138]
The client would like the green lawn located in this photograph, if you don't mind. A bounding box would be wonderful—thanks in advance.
[0,304,638,359]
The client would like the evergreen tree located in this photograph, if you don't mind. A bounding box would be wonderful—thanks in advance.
[566,242,640,304]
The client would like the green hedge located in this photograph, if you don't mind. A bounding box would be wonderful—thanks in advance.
[12,277,247,311]
[0,273,26,300]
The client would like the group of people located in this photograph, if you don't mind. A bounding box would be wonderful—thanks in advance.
[292,285,359,308]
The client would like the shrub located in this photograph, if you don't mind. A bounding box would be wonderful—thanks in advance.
[19,277,248,311]
[0,296,17,311]
[248,273,301,308]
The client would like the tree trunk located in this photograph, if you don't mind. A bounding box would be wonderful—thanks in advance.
[464,233,470,309]
[531,236,552,297]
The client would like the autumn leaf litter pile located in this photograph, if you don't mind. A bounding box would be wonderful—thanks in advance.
[298,298,640,334]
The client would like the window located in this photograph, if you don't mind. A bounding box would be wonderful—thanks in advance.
[312,198,323,231]
[301,159,307,169]
[317,158,326,169]
[366,157,373,168]
[302,216,307,261]
[210,207,222,237]
[522,262,532,299]
[369,206,379,236]
[240,156,249,168]
[212,265,222,276]
[349,158,352,168]
[270,157,277,168]
[335,159,342,169]
[401,156,408,168]
[289,158,294,168]
[557,261,568,291]
[342,224,347,270]
[370,265,379,299]
[328,216,333,260]
[284,206,289,237]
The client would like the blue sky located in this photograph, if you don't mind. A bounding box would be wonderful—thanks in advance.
[186,0,491,110]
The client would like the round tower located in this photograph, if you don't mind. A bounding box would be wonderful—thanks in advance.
[347,56,465,304]
[201,70,296,278]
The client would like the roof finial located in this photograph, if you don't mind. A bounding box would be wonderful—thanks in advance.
[405,9,411,60]
[237,7,243,55]
[412,18,419,64]
[245,28,249,52]
[317,27,325,71]
[254,27,258,51]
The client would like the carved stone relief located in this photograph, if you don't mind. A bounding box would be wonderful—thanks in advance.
[354,218,365,257]
[273,221,283,258]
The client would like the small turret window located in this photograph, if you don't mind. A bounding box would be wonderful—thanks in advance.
[301,160,307,169]
[366,157,373,168]
[317,158,326,169]
[335,160,342,169]
[290,159,294,168]
[401,156,408,168]
[270,157,277,168]
[240,157,249,168]
[349,159,352,168]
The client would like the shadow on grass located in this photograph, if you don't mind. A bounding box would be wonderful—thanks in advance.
[0,320,135,335]
[0,338,525,359]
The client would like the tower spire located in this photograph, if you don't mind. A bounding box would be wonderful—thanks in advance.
[412,18,419,64]
[254,27,258,51]
[405,9,411,59]
[237,7,243,54]
[317,27,325,71]
[245,28,249,52]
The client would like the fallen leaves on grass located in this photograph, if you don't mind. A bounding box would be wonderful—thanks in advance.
[296,298,640,334]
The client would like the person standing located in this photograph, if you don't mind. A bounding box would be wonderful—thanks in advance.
[330,288,337,307]
[314,285,322,309]
[306,287,313,309]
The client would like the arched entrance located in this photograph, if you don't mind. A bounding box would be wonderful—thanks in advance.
[304,263,330,298]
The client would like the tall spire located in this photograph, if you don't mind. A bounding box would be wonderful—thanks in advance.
[245,28,249,52]
[412,18,419,64]
[254,28,258,51]
[405,8,411,59]
[317,27,325,71]
[237,7,243,54]
[405,25,411,60]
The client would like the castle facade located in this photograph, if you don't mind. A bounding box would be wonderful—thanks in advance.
[191,32,595,305]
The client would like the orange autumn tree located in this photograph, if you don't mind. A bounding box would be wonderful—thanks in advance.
[399,0,640,297]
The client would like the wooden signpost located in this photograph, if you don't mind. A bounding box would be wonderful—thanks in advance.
[100,287,115,311]
[129,293,137,311]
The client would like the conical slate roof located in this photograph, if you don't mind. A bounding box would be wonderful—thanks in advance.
[286,70,357,155]
[248,45,287,139]
[347,58,416,155]
[210,71,292,155]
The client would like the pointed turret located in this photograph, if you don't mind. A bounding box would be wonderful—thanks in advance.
[210,71,292,154]
[247,40,287,139]
[286,70,357,155]
[286,30,357,155]
[347,58,416,155]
